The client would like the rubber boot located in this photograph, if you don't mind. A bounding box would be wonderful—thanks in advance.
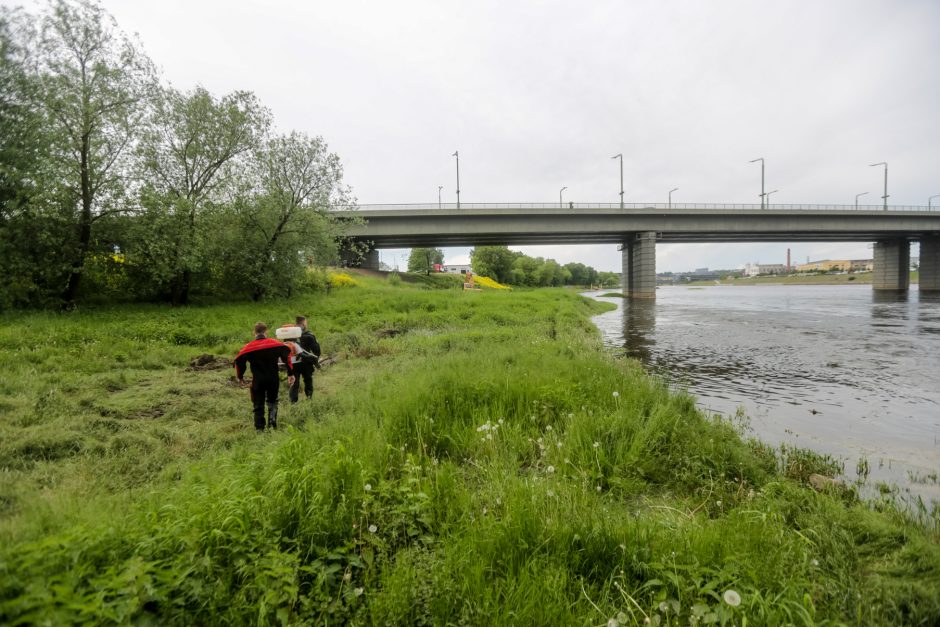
[267,402,278,430]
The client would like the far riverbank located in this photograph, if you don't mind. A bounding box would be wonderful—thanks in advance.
[684,271,919,286]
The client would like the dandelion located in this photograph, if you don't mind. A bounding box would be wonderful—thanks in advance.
[811,558,819,567]
[723,589,741,607]
[607,619,619,627]
[612,391,620,398]
[354,587,364,597]
[364,483,372,492]
[498,418,504,425]
[593,441,600,448]
[547,465,555,473]
[568,412,574,418]
[546,425,553,432]
[556,442,563,449]
[564,457,570,464]
[547,489,555,497]
[596,485,602,492]
[343,572,352,581]
[716,500,722,507]
[368,524,377,533]
[619,543,626,550]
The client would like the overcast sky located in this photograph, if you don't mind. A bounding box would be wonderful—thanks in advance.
[11,0,940,271]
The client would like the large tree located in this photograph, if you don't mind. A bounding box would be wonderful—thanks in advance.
[37,0,156,307]
[134,86,269,303]
[407,247,444,275]
[470,246,516,283]
[218,131,354,300]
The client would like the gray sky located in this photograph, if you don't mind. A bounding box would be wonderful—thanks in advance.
[13,0,940,271]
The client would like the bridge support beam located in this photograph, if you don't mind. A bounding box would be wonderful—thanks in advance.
[621,232,657,298]
[872,238,910,292]
[919,236,940,293]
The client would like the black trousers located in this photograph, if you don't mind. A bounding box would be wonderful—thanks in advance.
[250,378,279,430]
[289,362,314,403]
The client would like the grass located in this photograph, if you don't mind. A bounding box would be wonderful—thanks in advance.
[1,274,938,625]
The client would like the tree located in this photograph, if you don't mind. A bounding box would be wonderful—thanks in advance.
[0,10,55,309]
[220,131,354,300]
[407,247,443,275]
[134,86,269,303]
[37,0,156,307]
[470,246,516,283]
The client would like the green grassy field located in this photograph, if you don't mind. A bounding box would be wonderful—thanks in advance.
[1,275,938,625]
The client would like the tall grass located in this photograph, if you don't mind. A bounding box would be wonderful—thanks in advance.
[1,276,938,625]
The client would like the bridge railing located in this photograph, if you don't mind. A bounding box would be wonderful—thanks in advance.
[340,202,936,212]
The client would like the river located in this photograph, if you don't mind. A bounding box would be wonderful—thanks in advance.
[587,285,940,504]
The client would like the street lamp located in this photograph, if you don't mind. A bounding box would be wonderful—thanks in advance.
[855,191,869,210]
[438,185,443,209]
[668,187,679,209]
[453,151,460,209]
[929,194,939,210]
[559,186,567,208]
[869,162,888,210]
[749,157,765,208]
[766,190,779,206]
[611,153,624,208]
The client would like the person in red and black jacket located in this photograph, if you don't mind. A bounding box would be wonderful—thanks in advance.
[234,321,294,431]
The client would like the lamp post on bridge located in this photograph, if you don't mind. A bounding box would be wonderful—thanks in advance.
[438,185,443,209]
[855,191,869,210]
[869,162,888,210]
[766,190,779,207]
[749,157,765,208]
[668,187,679,209]
[611,153,624,208]
[929,194,939,210]
[559,186,567,208]
[453,151,460,209]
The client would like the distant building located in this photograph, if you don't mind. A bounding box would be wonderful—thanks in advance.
[743,263,787,277]
[796,259,873,273]
[440,264,471,274]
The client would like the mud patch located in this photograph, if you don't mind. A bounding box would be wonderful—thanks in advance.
[188,354,233,371]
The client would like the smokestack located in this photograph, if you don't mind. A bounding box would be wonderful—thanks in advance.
[787,248,791,273]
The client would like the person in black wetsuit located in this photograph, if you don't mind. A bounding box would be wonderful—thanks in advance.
[289,315,321,403]
[234,322,294,431]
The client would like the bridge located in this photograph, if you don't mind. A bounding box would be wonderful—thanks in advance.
[337,203,940,298]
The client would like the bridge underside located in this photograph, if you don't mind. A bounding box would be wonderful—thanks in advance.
[339,208,940,296]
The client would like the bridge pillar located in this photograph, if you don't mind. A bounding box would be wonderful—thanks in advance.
[621,232,657,298]
[872,238,910,291]
[919,236,940,293]
[339,246,380,270]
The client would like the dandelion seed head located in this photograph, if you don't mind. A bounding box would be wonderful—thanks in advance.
[723,589,741,607]
[547,465,555,473]
[811,558,819,566]
[368,524,377,533]
[546,425,553,432]
[716,500,722,507]
[596,485,602,492]
[607,619,619,627]
[343,572,351,581]
[547,489,555,497]
[364,483,372,492]
[612,391,620,398]
[593,441,600,448]
[354,587,364,596]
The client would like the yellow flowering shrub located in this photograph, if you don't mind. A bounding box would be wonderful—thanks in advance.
[473,275,510,290]
[329,272,359,288]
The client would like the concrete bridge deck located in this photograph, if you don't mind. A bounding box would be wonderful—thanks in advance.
[335,203,940,297]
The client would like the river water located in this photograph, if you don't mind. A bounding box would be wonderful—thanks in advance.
[587,285,940,503]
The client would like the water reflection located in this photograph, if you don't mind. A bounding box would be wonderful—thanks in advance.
[622,297,656,362]
[588,285,940,502]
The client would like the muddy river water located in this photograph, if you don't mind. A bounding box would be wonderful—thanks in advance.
[587,285,940,503]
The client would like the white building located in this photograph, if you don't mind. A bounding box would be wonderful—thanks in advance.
[441,264,471,274]
[743,262,787,277]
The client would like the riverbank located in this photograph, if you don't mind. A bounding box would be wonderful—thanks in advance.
[684,271,919,286]
[1,277,938,624]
